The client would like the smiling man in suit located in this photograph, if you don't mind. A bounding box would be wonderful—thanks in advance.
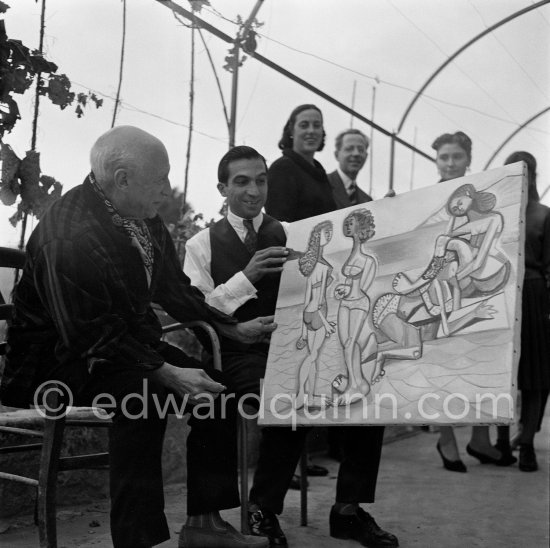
[327,129,372,208]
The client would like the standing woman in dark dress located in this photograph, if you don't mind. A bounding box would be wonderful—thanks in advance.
[265,104,336,222]
[265,104,337,482]
[496,151,550,472]
[431,131,516,472]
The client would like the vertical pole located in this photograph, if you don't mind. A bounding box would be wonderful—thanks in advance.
[19,0,46,253]
[349,80,357,128]
[111,0,127,128]
[409,126,417,191]
[228,39,240,148]
[183,23,196,206]
[228,0,264,149]
[368,85,376,197]
[389,133,396,191]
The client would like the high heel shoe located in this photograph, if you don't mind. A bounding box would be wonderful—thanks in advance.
[466,444,517,466]
[436,442,467,473]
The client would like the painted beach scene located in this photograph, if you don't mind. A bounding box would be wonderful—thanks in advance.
[259,162,527,426]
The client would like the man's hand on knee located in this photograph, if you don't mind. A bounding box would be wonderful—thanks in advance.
[152,363,226,402]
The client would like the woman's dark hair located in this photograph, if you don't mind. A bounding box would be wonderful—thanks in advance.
[446,183,496,216]
[504,151,539,202]
[278,104,326,151]
[432,131,472,162]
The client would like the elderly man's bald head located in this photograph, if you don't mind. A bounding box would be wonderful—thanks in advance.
[89,126,171,219]
[90,126,167,187]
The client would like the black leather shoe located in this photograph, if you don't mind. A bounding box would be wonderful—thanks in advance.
[289,473,308,490]
[466,443,517,466]
[248,508,288,547]
[519,444,538,472]
[179,521,269,547]
[330,506,399,547]
[307,463,329,476]
[436,442,467,472]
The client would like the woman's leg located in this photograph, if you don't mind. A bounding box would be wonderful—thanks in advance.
[496,425,511,453]
[537,390,549,432]
[518,389,542,471]
[438,426,460,461]
[469,425,500,459]
[518,389,542,445]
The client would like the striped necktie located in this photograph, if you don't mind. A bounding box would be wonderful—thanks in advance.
[348,181,358,205]
[243,219,258,254]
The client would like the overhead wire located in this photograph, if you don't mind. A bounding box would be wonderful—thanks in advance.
[422,97,495,151]
[71,81,229,144]
[201,2,538,130]
[171,10,230,130]
[468,0,548,100]
[387,0,520,125]
[531,0,550,25]
[111,0,127,128]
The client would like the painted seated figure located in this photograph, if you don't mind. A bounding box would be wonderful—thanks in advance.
[373,183,508,370]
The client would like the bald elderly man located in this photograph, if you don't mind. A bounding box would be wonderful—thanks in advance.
[1,126,274,548]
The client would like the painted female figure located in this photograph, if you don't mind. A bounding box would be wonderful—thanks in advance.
[393,183,508,336]
[295,220,335,409]
[332,209,379,405]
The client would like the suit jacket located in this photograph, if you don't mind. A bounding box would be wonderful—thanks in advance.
[327,170,372,209]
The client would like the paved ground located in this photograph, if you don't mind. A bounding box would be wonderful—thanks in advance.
[1,418,548,548]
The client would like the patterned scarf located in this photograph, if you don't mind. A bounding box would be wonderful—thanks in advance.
[89,172,154,286]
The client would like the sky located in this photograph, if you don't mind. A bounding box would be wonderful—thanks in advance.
[1,0,549,247]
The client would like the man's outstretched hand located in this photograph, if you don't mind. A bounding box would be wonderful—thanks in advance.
[216,315,277,345]
[152,363,226,402]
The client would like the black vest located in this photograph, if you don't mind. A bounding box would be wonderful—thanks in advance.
[210,215,286,351]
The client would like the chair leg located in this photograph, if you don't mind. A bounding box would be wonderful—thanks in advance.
[299,449,308,526]
[37,408,66,548]
[238,417,250,534]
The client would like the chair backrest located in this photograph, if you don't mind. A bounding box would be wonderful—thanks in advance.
[0,247,26,353]
[0,246,25,306]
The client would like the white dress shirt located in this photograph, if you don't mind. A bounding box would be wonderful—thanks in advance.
[184,210,288,316]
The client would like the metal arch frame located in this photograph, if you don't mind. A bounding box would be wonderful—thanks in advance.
[483,106,550,169]
[389,0,550,188]
[396,0,550,135]
[155,0,434,162]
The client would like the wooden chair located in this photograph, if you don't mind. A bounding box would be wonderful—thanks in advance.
[237,415,308,533]
[0,246,307,545]
[0,247,235,546]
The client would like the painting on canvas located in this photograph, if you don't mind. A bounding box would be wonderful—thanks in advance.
[259,162,527,426]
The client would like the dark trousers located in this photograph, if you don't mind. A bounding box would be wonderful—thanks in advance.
[222,348,385,514]
[48,344,240,548]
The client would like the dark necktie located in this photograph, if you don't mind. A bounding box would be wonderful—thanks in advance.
[348,181,358,205]
[243,219,257,254]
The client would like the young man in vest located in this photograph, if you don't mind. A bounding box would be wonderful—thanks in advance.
[184,146,398,548]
